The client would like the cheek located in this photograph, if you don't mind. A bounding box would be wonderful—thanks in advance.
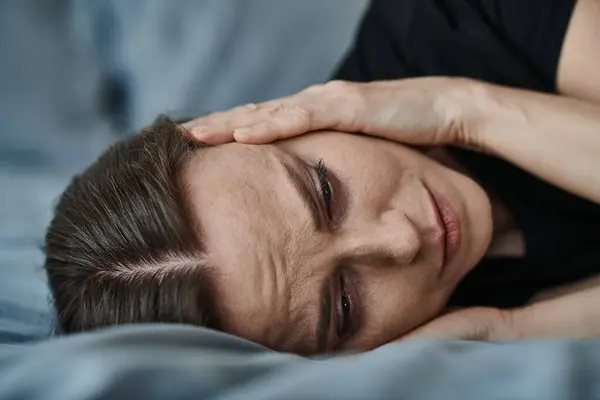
[332,153,411,209]
[350,268,448,350]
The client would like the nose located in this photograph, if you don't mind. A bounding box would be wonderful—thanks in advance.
[347,210,422,266]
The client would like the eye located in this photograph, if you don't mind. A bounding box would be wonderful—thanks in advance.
[336,275,352,339]
[312,159,333,217]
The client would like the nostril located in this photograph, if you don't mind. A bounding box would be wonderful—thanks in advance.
[360,209,423,266]
[375,203,395,221]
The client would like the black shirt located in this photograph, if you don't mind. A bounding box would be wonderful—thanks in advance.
[333,0,600,308]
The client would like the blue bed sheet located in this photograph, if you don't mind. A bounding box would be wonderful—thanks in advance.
[1,325,599,400]
[1,2,599,398]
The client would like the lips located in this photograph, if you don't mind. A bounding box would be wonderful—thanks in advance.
[424,185,462,268]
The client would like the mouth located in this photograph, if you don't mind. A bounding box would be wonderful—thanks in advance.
[424,185,462,269]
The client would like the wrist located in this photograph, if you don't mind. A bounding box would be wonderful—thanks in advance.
[480,307,528,341]
[499,306,535,340]
[435,78,491,150]
[440,79,527,154]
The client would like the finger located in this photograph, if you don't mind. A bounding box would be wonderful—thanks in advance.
[233,105,312,144]
[185,81,340,137]
[183,102,275,143]
[190,101,305,144]
[182,125,235,145]
[182,103,260,131]
[186,81,361,144]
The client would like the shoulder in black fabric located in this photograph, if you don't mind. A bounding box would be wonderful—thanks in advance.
[333,0,599,307]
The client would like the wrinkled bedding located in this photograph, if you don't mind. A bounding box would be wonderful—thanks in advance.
[1,2,599,399]
[1,325,600,399]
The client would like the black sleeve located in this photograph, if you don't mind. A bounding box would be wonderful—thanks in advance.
[334,0,576,93]
[334,0,600,310]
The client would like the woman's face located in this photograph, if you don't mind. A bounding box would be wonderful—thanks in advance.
[183,132,492,354]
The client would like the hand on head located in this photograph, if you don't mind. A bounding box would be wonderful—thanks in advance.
[178,78,500,347]
[183,77,480,148]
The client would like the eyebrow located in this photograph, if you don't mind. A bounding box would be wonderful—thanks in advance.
[279,155,324,231]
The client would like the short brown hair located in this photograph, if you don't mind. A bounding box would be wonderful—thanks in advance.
[44,118,219,333]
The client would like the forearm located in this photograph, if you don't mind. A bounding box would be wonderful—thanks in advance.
[514,284,600,339]
[463,81,600,205]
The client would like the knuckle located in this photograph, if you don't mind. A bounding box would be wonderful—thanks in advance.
[266,104,286,116]
[286,105,310,119]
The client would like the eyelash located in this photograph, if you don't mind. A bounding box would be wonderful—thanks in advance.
[338,275,352,340]
[311,160,352,344]
[312,159,333,218]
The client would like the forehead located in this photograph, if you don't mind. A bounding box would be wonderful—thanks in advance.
[182,143,322,347]
[185,143,303,251]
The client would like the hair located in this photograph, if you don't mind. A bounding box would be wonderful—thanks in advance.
[44,118,219,333]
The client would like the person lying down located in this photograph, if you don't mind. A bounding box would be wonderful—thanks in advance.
[46,117,498,354]
[43,83,600,355]
[43,0,600,356]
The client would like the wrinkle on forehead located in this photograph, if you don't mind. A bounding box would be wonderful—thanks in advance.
[184,144,321,348]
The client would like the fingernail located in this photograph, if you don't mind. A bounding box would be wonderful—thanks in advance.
[233,127,252,138]
[189,126,210,138]
[181,121,195,129]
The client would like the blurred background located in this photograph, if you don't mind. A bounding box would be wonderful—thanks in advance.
[0,0,368,339]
